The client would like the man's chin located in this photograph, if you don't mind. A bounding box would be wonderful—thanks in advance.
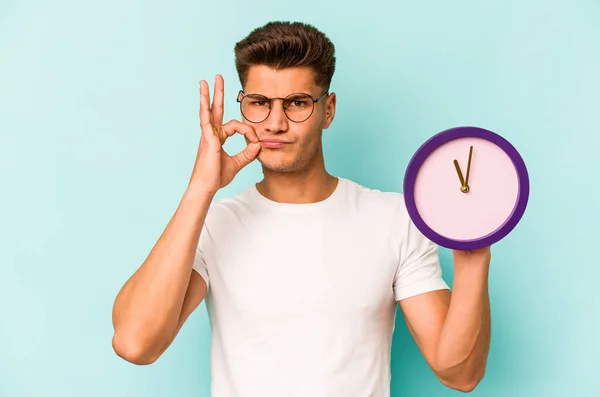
[257,158,299,173]
[259,163,296,173]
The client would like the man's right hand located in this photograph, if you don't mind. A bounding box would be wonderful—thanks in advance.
[189,74,261,196]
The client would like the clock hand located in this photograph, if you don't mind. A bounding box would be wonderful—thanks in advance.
[453,159,466,187]
[465,145,473,188]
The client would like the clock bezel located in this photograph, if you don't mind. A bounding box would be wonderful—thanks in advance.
[403,126,530,251]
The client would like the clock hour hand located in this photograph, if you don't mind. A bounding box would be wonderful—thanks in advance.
[453,159,469,193]
[453,159,466,186]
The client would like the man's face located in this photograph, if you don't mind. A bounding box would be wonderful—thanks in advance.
[241,65,335,173]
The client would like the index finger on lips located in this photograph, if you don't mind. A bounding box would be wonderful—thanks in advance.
[221,120,259,143]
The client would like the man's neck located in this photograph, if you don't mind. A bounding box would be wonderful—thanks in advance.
[256,167,338,204]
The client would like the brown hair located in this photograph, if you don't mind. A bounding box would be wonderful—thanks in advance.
[234,21,336,92]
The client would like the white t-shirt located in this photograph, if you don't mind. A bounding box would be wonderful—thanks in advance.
[192,177,449,397]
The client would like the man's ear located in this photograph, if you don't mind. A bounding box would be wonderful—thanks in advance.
[323,92,336,129]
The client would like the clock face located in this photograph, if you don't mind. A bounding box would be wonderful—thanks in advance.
[403,127,529,251]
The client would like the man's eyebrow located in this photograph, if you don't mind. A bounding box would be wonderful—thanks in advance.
[244,91,316,97]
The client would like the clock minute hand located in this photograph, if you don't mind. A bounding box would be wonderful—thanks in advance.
[465,145,473,188]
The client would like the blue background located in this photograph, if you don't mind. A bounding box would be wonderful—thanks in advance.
[1,0,598,396]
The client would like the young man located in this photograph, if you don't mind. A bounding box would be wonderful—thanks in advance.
[112,21,492,397]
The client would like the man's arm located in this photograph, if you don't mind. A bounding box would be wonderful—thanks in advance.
[111,188,212,365]
[398,247,492,393]
[111,75,262,365]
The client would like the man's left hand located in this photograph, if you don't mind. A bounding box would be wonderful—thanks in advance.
[452,246,492,267]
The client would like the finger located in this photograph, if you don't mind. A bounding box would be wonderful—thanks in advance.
[211,74,225,126]
[231,142,261,172]
[220,120,259,144]
[200,80,218,144]
[200,80,213,129]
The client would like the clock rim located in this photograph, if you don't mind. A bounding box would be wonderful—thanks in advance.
[403,126,530,251]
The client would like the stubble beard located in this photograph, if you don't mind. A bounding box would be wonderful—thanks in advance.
[258,140,322,174]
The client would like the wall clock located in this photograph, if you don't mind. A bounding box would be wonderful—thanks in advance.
[403,126,530,251]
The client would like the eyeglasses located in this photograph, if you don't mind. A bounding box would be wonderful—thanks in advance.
[236,90,329,123]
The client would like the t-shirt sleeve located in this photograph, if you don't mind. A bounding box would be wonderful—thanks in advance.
[393,216,449,301]
[192,222,210,289]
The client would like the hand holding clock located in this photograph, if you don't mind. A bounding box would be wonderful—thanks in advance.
[400,126,530,391]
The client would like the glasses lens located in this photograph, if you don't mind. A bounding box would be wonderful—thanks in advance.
[239,93,316,123]
[240,94,270,123]
[284,94,314,122]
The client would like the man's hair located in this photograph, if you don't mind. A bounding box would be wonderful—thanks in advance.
[234,21,336,92]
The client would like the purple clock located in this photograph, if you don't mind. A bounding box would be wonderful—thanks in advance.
[403,126,530,251]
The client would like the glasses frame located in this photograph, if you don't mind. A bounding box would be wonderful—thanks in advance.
[236,90,329,123]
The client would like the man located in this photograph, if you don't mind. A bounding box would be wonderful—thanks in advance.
[112,21,492,397]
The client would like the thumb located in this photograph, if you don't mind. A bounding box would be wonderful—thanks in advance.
[232,142,261,172]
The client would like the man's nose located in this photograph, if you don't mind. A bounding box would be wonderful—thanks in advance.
[263,99,289,132]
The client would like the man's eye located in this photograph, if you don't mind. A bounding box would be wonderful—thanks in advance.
[289,100,309,107]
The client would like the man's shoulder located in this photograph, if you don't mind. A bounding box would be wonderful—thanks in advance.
[204,185,255,217]
[342,177,407,212]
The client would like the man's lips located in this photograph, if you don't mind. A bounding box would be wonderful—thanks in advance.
[259,139,292,148]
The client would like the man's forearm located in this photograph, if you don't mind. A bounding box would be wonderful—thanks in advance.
[434,256,491,390]
[111,187,213,363]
